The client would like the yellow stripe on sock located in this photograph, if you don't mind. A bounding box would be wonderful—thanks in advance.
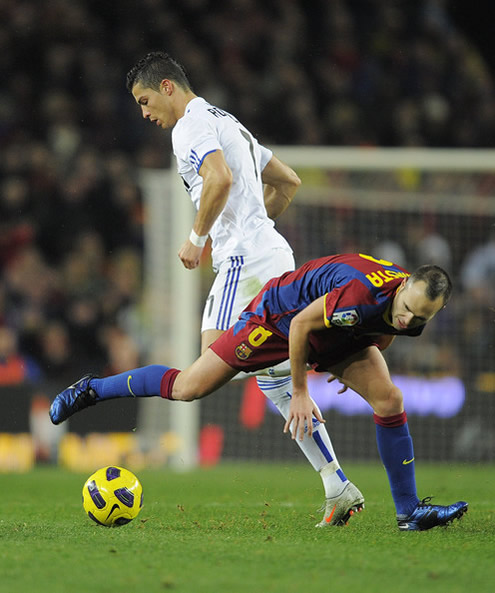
[127,375,136,397]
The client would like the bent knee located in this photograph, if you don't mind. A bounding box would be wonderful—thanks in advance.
[172,378,216,402]
[171,376,204,402]
[370,384,404,417]
[173,391,197,402]
[173,386,205,402]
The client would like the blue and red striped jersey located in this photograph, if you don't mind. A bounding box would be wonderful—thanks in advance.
[235,253,424,339]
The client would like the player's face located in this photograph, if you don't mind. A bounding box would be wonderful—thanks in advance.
[132,82,176,129]
[390,279,445,331]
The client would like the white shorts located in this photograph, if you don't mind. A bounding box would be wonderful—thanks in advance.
[201,247,295,332]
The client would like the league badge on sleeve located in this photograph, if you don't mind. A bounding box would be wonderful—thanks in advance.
[331,309,360,327]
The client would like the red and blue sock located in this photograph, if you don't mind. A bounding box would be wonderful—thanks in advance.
[374,411,420,517]
[90,365,179,400]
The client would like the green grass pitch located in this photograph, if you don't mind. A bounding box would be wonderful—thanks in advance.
[1,463,494,593]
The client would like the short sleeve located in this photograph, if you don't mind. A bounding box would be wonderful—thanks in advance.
[173,117,222,173]
[259,145,273,171]
[323,279,377,328]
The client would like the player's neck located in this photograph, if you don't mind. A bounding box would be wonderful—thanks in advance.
[175,90,198,120]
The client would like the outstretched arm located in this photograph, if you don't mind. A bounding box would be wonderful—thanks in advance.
[284,296,327,441]
[178,150,232,269]
[262,155,301,219]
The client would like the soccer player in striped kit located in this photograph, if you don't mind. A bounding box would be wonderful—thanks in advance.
[51,254,468,530]
[127,52,362,525]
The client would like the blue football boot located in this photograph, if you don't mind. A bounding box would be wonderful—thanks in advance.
[397,497,468,531]
[49,375,98,425]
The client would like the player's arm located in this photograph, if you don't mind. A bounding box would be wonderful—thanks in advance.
[284,296,326,441]
[373,334,396,351]
[261,155,301,219]
[178,150,233,270]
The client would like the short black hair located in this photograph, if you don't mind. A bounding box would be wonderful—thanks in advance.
[126,51,191,93]
[408,264,453,305]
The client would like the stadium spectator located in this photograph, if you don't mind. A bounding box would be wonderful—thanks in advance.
[36,321,74,384]
[0,325,41,386]
[459,230,495,306]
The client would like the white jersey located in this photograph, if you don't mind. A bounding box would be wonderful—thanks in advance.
[172,97,292,270]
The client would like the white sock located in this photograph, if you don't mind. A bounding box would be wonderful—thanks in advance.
[256,375,349,498]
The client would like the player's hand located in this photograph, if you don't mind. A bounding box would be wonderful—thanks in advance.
[284,391,325,442]
[178,240,203,269]
[327,374,348,394]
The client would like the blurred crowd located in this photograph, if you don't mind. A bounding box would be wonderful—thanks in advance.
[0,0,494,396]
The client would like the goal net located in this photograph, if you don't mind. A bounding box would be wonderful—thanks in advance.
[141,147,495,466]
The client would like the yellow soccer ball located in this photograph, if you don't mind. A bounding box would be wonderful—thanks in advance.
[82,466,143,527]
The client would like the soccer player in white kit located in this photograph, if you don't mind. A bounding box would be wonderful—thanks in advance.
[126,51,364,526]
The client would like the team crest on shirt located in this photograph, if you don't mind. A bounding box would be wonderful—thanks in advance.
[331,309,360,327]
[235,342,253,360]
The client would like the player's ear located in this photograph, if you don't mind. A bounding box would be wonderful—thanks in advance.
[160,79,173,95]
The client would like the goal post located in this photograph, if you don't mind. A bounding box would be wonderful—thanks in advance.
[272,146,495,170]
[138,168,200,470]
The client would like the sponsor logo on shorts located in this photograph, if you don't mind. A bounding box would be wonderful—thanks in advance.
[235,342,253,360]
[331,309,360,327]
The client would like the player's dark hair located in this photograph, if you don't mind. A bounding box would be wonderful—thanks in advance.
[408,265,453,305]
[126,51,192,93]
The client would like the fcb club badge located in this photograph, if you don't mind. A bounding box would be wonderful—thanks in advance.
[235,342,253,360]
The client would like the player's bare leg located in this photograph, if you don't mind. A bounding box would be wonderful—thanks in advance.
[200,328,223,353]
[329,346,467,530]
[169,349,238,401]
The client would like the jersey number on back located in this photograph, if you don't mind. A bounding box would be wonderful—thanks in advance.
[239,129,259,180]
